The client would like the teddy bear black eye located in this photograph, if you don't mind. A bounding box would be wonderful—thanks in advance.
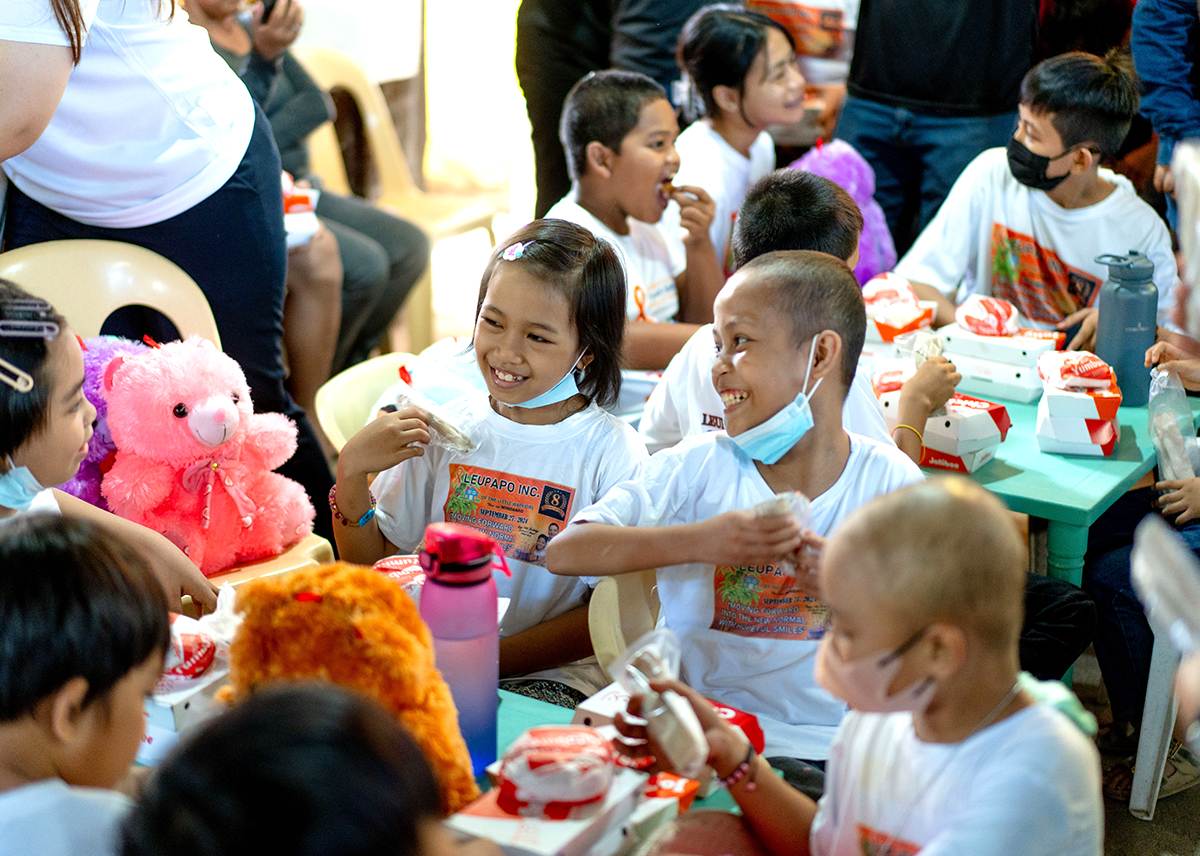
[231,392,240,404]
[173,403,189,418]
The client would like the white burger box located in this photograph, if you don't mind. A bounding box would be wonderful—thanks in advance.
[939,324,1065,368]
[863,301,938,344]
[1035,397,1120,456]
[1040,378,1123,421]
[137,664,229,765]
[946,353,1043,403]
[878,391,1011,473]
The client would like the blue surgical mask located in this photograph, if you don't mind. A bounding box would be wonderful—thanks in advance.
[0,456,45,510]
[512,353,585,409]
[728,338,823,465]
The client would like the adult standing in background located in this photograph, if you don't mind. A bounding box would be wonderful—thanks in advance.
[835,0,1039,254]
[0,0,335,543]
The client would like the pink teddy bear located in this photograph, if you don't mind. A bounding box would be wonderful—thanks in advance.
[101,336,315,576]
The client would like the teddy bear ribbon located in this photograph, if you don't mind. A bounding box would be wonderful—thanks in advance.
[181,457,257,530]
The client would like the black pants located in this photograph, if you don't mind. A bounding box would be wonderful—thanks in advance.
[1021,572,1097,681]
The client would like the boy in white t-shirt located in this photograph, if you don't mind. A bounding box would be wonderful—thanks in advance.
[614,478,1102,856]
[549,251,923,792]
[898,50,1177,349]
[547,70,724,370]
[0,515,170,856]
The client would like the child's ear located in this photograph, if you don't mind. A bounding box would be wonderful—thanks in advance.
[576,350,594,371]
[810,330,843,384]
[1067,146,1099,175]
[585,141,616,179]
[925,623,968,679]
[712,84,739,116]
[44,676,90,744]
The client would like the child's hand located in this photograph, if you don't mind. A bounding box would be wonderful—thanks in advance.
[899,356,960,414]
[783,529,825,598]
[1056,306,1099,352]
[339,407,430,478]
[695,509,802,567]
[1155,479,1200,525]
[672,185,717,248]
[1146,341,1200,391]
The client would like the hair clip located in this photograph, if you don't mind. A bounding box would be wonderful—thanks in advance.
[76,335,87,351]
[0,319,59,339]
[501,241,532,261]
[293,591,323,603]
[0,356,34,393]
[142,335,162,349]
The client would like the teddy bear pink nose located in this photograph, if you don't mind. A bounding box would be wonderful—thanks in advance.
[187,395,241,448]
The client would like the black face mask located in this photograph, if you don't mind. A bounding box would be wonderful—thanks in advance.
[1007,136,1074,191]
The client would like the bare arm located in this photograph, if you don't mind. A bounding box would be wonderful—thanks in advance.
[52,489,220,612]
[0,39,74,161]
[673,185,723,324]
[907,280,958,327]
[624,320,702,370]
[893,357,960,464]
[499,604,593,677]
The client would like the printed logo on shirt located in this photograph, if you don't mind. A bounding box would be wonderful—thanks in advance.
[748,1,845,58]
[700,413,725,430]
[711,564,828,639]
[990,224,1102,325]
[856,824,919,856]
[444,465,575,568]
[631,276,680,323]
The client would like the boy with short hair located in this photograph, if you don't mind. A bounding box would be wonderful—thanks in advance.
[897,50,1178,348]
[0,515,170,856]
[548,250,923,782]
[548,70,724,369]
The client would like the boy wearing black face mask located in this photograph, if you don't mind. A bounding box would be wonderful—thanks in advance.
[895,49,1178,351]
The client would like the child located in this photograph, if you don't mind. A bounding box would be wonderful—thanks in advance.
[333,219,647,702]
[0,514,171,856]
[0,281,217,612]
[120,683,497,856]
[547,70,724,370]
[615,478,1103,856]
[548,250,923,791]
[660,5,806,276]
[895,50,1178,349]
[639,168,960,466]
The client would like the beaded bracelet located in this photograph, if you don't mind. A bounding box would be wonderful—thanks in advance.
[329,485,376,527]
[720,743,757,791]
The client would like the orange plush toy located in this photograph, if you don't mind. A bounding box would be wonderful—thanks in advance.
[219,562,480,814]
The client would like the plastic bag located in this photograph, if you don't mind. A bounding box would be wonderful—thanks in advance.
[955,295,1019,337]
[894,329,944,368]
[1036,351,1114,390]
[613,629,708,779]
[754,491,813,577]
[1131,514,1200,654]
[1148,367,1200,480]
[392,379,479,454]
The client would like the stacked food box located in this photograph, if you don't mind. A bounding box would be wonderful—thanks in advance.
[1035,352,1123,456]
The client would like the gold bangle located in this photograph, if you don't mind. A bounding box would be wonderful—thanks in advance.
[893,423,924,449]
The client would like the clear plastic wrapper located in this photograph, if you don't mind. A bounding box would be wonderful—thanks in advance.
[153,612,217,694]
[1036,350,1115,390]
[496,725,615,819]
[392,380,479,454]
[1131,514,1200,654]
[1148,368,1200,480]
[894,329,944,368]
[613,629,708,780]
[954,295,1019,337]
[754,490,813,577]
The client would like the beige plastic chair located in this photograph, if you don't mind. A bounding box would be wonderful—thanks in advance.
[0,239,333,593]
[293,45,498,353]
[589,569,661,681]
[314,351,416,452]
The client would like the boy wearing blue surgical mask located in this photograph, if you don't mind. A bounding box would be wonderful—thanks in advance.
[548,250,922,797]
[896,50,1177,351]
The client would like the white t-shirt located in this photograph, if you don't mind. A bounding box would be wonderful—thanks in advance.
[0,489,62,523]
[656,122,775,276]
[0,0,254,228]
[0,778,131,856]
[785,0,860,86]
[638,324,891,454]
[810,704,1103,856]
[372,396,647,694]
[895,147,1178,329]
[546,196,686,323]
[574,432,922,759]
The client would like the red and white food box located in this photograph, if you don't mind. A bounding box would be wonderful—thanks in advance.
[281,173,320,248]
[861,273,936,343]
[374,554,510,621]
[878,391,1011,472]
[1035,397,1120,456]
[946,353,1043,403]
[939,324,1065,368]
[1039,378,1123,421]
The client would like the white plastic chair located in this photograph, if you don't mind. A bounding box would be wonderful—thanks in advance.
[1129,631,1181,820]
[313,351,416,452]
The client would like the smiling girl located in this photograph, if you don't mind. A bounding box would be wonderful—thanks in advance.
[332,220,647,701]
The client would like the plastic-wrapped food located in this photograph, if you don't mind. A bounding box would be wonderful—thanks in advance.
[754,491,813,577]
[1148,367,1200,480]
[895,329,944,367]
[392,378,479,453]
[496,726,615,819]
[862,272,919,310]
[955,295,1019,337]
[1037,351,1115,390]
[153,613,217,694]
[1132,514,1200,654]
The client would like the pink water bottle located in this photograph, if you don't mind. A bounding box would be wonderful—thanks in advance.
[418,523,508,775]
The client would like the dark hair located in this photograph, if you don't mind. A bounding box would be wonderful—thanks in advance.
[1019,49,1139,159]
[731,170,864,269]
[560,70,669,181]
[0,280,68,461]
[121,683,442,856]
[677,4,794,121]
[0,514,170,719]
[476,219,625,408]
[737,250,865,390]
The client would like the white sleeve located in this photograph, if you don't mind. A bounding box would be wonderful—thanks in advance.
[894,151,992,301]
[595,422,650,496]
[0,0,97,44]
[571,450,688,529]
[842,372,893,445]
[640,348,695,454]
[371,448,443,553]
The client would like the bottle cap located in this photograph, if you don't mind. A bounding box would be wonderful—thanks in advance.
[419,522,511,582]
[1095,250,1156,284]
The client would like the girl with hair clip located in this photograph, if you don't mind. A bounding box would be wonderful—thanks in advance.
[660,4,808,276]
[332,219,648,706]
[0,280,218,611]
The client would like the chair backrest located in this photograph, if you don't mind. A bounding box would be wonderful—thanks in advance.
[307,121,353,196]
[588,569,661,681]
[293,45,420,202]
[314,351,416,451]
[0,240,221,346]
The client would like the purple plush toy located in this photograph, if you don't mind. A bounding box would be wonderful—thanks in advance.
[58,335,148,508]
[789,139,897,285]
